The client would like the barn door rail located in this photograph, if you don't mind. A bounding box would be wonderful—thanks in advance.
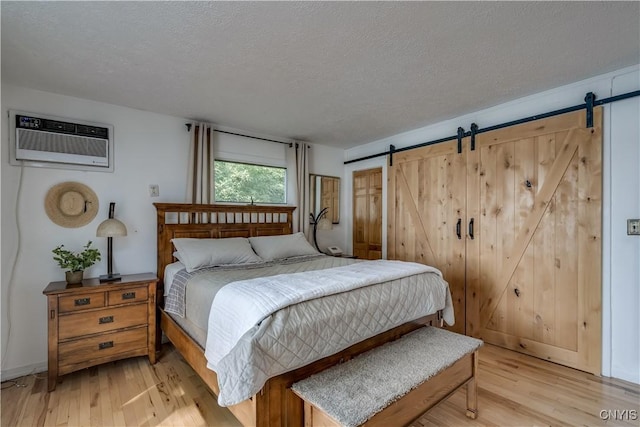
[344,89,640,165]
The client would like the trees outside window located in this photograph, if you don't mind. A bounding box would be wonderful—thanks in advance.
[214,160,286,204]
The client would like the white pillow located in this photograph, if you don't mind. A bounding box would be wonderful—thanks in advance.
[249,232,318,261]
[171,237,263,272]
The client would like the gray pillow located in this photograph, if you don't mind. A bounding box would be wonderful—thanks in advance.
[249,232,318,261]
[171,237,263,272]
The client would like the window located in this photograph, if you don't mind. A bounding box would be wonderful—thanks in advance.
[214,160,286,204]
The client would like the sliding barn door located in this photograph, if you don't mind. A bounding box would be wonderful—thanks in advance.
[353,168,383,260]
[388,140,468,334]
[466,109,602,374]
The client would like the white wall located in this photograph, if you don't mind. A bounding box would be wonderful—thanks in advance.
[0,84,326,379]
[609,71,640,383]
[344,65,640,384]
[1,84,189,378]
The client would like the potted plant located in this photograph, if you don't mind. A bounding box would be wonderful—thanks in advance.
[52,241,101,284]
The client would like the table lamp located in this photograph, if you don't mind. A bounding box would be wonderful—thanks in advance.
[96,202,127,282]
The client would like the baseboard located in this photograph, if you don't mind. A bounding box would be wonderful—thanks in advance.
[612,367,640,385]
[1,362,47,382]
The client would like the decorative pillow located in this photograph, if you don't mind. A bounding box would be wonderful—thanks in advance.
[249,232,318,261]
[171,237,263,272]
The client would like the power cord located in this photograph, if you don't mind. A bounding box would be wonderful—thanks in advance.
[1,380,27,390]
[30,371,47,380]
[1,163,24,373]
[0,369,46,390]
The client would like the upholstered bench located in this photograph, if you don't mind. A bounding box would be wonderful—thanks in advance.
[291,326,483,427]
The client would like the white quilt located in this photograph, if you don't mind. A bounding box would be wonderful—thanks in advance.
[204,259,454,406]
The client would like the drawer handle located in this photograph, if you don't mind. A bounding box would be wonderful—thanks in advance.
[74,298,90,306]
[122,292,136,300]
[99,316,114,324]
[98,341,114,350]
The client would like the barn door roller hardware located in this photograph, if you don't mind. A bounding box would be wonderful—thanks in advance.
[344,89,640,165]
[457,127,465,154]
[346,132,470,165]
[470,123,478,151]
[389,145,396,166]
[585,92,596,128]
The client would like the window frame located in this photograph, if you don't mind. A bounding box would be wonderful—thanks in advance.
[213,159,288,205]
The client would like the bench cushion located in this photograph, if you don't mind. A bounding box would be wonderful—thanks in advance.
[291,326,482,427]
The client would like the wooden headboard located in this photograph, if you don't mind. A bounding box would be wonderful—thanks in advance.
[154,203,295,284]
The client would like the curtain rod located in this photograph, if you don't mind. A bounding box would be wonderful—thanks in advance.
[344,89,640,165]
[185,123,293,147]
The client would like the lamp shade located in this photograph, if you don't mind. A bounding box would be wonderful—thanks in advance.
[96,218,127,237]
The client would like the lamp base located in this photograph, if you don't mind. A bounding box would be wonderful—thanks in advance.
[99,273,122,282]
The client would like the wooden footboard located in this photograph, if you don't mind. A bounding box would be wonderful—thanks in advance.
[160,308,442,427]
[160,310,257,426]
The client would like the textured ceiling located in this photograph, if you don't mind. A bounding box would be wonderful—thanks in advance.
[2,2,639,148]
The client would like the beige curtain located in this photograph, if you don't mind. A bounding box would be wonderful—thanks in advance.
[186,123,214,204]
[292,142,310,236]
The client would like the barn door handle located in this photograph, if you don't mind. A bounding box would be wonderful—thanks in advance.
[468,218,475,240]
[456,219,462,240]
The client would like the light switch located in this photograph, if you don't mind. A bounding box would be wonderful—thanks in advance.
[628,219,640,236]
[149,184,160,197]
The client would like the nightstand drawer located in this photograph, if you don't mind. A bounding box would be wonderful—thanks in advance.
[59,292,105,313]
[58,304,147,340]
[44,273,158,391]
[59,327,147,371]
[107,286,148,306]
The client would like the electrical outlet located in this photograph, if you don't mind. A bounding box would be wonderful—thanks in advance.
[628,219,640,236]
[149,184,159,198]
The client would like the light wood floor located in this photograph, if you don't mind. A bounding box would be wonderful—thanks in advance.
[2,343,638,426]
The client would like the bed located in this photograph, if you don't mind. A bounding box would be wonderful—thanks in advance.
[154,203,454,427]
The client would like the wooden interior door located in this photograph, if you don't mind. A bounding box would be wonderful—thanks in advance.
[388,140,468,334]
[353,168,383,260]
[466,109,602,374]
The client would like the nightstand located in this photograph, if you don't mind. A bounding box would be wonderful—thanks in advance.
[43,273,158,391]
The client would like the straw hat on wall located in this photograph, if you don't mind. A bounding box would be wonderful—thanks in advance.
[45,182,99,228]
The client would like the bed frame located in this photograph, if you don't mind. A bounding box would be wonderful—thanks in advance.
[154,203,443,427]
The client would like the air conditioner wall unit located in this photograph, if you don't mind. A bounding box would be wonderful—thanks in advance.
[9,110,114,172]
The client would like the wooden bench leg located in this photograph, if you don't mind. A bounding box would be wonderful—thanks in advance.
[465,350,478,419]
